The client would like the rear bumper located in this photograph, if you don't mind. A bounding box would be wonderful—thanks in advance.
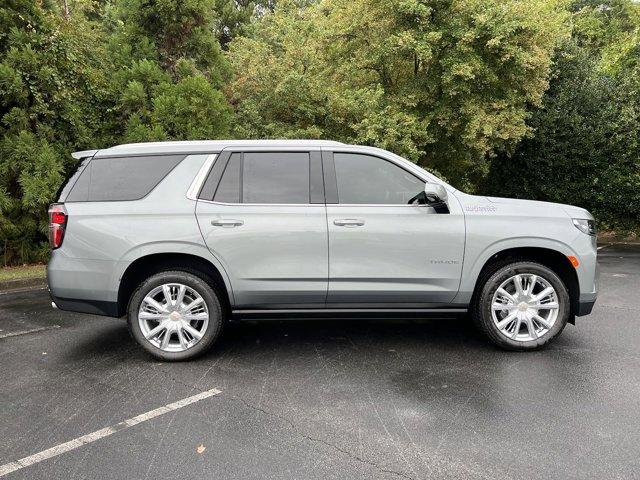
[49,290,119,317]
[47,251,120,317]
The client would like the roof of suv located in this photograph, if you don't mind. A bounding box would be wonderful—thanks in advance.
[83,140,346,159]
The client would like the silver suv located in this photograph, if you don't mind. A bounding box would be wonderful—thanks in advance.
[47,140,598,360]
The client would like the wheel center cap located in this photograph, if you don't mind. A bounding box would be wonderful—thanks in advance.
[518,302,529,312]
[169,311,182,321]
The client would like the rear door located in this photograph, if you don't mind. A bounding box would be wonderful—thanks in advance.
[324,150,465,306]
[195,147,328,308]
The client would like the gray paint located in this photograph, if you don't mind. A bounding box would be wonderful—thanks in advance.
[49,140,598,316]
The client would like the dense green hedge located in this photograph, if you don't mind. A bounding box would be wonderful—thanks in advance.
[484,41,640,232]
[0,0,638,265]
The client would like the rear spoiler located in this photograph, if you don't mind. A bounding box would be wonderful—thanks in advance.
[71,150,98,160]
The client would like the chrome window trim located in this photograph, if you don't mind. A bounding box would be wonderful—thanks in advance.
[323,145,454,192]
[327,204,433,208]
[196,198,433,208]
[186,154,217,201]
[197,199,321,207]
[203,148,320,206]
[190,146,443,208]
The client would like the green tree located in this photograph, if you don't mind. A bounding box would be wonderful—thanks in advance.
[229,0,569,189]
[0,0,112,264]
[0,0,236,264]
[105,0,233,141]
[114,0,228,79]
[485,1,640,230]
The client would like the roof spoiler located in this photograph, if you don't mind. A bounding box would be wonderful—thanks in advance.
[71,149,98,160]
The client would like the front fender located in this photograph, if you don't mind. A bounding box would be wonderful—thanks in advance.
[454,236,579,304]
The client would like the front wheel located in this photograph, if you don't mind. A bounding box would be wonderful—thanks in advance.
[127,270,224,361]
[472,261,570,351]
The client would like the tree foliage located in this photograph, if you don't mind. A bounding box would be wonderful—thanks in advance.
[104,0,233,142]
[485,1,640,231]
[0,0,112,263]
[0,0,234,263]
[0,0,639,264]
[229,0,569,187]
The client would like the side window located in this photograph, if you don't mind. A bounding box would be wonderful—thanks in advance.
[59,157,91,202]
[67,155,185,202]
[333,153,424,205]
[213,153,241,203]
[242,152,310,204]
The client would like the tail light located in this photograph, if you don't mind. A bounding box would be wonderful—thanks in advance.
[48,203,67,249]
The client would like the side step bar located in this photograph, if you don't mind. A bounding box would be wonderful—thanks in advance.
[232,308,467,320]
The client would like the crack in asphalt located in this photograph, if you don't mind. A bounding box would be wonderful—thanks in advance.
[230,396,416,480]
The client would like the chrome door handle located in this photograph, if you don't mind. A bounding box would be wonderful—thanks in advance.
[211,219,244,227]
[333,219,365,227]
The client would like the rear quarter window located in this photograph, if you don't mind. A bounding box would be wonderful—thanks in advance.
[66,155,185,202]
[57,157,92,201]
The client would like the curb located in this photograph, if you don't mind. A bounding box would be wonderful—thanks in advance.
[0,277,47,293]
[598,241,640,248]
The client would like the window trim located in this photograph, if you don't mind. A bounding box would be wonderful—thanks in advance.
[187,153,218,200]
[197,148,325,206]
[323,150,432,208]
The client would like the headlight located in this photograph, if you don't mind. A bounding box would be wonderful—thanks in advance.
[573,218,597,236]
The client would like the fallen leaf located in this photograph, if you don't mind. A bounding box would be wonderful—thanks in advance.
[196,444,206,454]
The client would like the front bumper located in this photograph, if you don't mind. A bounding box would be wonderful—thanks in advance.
[576,299,596,316]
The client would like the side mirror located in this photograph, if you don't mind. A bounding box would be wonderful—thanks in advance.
[424,182,447,204]
[423,183,449,213]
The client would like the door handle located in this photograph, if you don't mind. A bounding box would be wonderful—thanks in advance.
[211,219,244,227]
[333,219,365,227]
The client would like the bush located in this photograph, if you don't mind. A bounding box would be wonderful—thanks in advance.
[485,23,640,231]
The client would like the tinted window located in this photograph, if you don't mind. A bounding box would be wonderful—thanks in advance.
[333,153,424,204]
[242,152,310,204]
[67,155,185,202]
[213,153,241,203]
[64,158,92,202]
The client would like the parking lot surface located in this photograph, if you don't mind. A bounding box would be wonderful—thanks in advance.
[1,244,639,479]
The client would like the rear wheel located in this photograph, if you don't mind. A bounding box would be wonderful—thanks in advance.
[127,270,224,361]
[472,261,570,351]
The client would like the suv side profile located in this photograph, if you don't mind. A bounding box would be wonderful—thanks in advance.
[47,140,598,360]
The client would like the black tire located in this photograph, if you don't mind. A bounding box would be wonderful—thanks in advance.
[472,261,570,351]
[127,270,225,361]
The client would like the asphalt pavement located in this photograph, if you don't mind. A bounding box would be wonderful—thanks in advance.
[0,244,639,479]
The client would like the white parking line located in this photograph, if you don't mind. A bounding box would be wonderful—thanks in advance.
[0,387,222,477]
[0,286,47,296]
[0,325,60,339]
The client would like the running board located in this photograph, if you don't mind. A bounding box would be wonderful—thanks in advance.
[232,308,467,320]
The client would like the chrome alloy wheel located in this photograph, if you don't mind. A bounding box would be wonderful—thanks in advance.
[491,274,560,342]
[138,283,209,352]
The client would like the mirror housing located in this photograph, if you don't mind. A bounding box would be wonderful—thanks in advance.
[423,182,449,213]
[424,182,447,203]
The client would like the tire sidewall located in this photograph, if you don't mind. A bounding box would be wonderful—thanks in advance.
[127,271,223,361]
[479,262,570,350]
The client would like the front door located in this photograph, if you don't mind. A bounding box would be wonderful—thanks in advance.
[196,149,328,308]
[324,151,465,306]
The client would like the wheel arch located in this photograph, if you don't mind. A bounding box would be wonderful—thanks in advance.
[469,246,580,321]
[116,252,233,317]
